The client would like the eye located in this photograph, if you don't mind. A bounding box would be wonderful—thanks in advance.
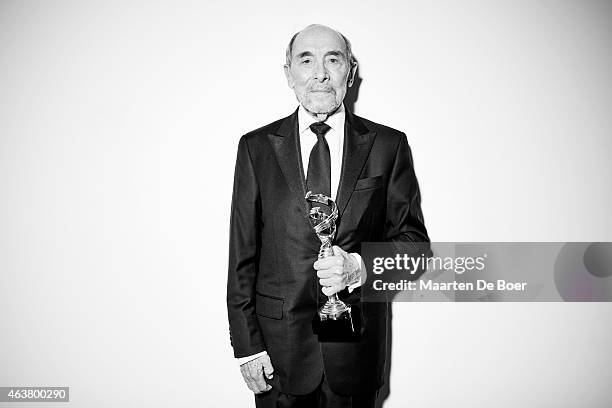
[329,58,339,64]
[301,58,311,64]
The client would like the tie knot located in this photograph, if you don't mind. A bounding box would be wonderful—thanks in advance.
[310,122,331,137]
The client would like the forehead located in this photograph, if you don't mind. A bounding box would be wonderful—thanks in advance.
[292,26,346,55]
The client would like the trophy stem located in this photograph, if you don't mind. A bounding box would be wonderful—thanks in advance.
[318,244,352,323]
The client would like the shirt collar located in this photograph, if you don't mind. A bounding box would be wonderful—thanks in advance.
[298,103,345,135]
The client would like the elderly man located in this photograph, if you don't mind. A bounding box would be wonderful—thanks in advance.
[227,24,429,407]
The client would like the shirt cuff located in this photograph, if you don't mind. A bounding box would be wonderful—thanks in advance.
[237,350,268,366]
[348,252,366,293]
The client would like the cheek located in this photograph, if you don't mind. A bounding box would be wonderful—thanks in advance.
[330,83,347,97]
[295,75,311,88]
[331,73,349,89]
[291,69,309,82]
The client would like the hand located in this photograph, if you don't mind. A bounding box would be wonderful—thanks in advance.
[240,354,274,394]
[314,245,361,296]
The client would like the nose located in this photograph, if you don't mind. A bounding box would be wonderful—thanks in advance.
[312,60,329,82]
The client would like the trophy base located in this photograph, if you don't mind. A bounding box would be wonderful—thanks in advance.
[312,302,361,342]
[319,298,352,321]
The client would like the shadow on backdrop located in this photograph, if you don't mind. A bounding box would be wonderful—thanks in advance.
[346,62,393,408]
[344,63,361,114]
[375,306,392,408]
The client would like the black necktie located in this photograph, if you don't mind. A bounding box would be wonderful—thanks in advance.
[307,122,332,197]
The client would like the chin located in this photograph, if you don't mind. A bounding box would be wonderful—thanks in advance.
[302,97,339,115]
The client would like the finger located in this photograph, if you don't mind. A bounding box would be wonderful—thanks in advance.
[314,256,343,270]
[240,369,257,393]
[249,380,271,394]
[251,369,269,393]
[246,379,258,393]
[262,355,274,379]
[245,364,266,393]
[319,277,342,287]
[240,365,254,383]
[248,363,268,392]
[331,265,344,276]
[242,362,271,394]
[322,285,341,296]
[317,265,344,278]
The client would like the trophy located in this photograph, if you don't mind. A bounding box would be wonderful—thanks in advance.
[305,191,357,341]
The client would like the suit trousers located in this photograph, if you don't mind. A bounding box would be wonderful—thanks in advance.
[254,375,378,408]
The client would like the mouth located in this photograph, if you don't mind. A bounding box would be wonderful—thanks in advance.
[309,89,333,94]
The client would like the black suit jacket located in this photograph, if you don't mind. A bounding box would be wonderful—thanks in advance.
[227,108,429,396]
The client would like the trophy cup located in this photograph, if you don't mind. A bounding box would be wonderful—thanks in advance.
[305,191,357,341]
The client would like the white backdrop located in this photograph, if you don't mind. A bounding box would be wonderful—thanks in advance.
[1,1,611,407]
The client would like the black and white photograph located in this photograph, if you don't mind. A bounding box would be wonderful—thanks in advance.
[1,1,611,407]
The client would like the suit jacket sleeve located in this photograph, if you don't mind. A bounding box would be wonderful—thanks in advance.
[384,133,430,244]
[226,136,265,358]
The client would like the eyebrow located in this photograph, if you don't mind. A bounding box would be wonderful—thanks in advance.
[295,50,346,59]
[326,51,345,58]
[296,51,314,59]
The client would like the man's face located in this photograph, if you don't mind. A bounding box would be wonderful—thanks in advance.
[284,25,357,116]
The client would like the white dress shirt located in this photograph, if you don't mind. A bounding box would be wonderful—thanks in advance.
[298,103,344,201]
[236,104,364,366]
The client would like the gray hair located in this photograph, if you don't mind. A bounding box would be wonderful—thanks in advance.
[285,25,356,67]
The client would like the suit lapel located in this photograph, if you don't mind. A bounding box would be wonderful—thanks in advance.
[267,108,377,221]
[336,110,377,216]
[267,109,312,220]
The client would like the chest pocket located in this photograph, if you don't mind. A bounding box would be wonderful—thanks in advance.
[354,175,382,191]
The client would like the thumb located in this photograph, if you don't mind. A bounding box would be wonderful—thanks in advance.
[332,245,345,257]
[262,355,274,379]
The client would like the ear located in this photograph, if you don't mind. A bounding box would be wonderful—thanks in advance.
[347,60,358,88]
[283,64,295,89]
